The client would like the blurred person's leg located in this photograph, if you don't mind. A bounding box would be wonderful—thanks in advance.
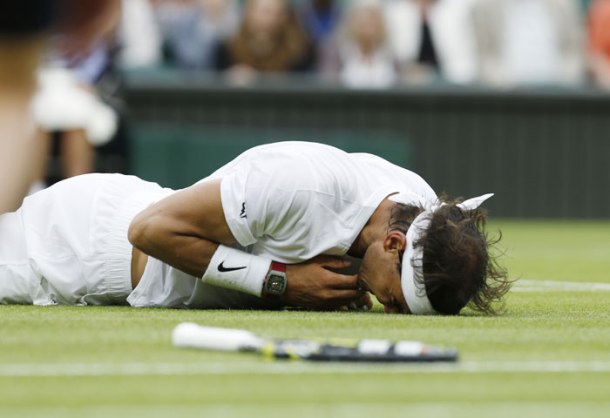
[60,128,94,178]
[29,129,52,194]
[0,38,45,212]
[0,0,121,213]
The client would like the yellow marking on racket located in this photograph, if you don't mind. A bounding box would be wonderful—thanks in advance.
[261,342,277,359]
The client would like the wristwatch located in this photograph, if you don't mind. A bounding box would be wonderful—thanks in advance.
[263,261,287,297]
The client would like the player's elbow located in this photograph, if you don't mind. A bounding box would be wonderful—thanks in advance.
[128,211,158,253]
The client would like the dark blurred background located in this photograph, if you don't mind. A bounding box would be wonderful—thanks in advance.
[46,0,610,218]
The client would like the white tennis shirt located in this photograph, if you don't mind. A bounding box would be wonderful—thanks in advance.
[216,141,436,262]
[129,141,437,308]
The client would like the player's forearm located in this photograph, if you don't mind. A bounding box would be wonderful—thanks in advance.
[128,215,220,277]
[128,179,236,276]
[128,217,273,296]
[165,237,219,278]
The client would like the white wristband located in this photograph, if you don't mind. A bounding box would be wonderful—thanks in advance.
[201,245,271,297]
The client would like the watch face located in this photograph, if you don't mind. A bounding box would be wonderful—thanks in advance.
[267,274,287,295]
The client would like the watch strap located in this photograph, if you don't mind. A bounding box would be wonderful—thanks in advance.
[270,261,286,273]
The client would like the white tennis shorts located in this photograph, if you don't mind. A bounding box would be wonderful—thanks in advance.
[0,173,173,305]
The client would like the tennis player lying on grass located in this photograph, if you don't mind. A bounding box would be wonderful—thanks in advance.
[0,141,509,314]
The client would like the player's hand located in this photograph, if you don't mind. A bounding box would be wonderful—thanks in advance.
[281,256,365,310]
[339,292,373,312]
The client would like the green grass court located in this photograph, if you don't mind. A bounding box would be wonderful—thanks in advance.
[1,221,609,417]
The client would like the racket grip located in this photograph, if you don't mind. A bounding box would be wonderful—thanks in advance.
[172,322,262,352]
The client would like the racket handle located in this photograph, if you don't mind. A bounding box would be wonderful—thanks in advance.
[172,323,262,352]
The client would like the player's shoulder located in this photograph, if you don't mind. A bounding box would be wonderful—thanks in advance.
[238,141,353,176]
[244,141,348,159]
[350,152,436,198]
[349,152,408,174]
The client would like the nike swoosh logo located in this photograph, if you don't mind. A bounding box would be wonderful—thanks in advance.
[217,261,247,273]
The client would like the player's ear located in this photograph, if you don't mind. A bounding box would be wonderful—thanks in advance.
[383,231,406,254]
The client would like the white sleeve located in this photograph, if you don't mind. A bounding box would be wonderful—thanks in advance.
[219,161,309,248]
[220,169,257,247]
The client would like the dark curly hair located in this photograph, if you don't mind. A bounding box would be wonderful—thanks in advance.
[389,199,510,315]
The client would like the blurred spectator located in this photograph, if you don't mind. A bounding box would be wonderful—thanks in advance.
[31,33,120,191]
[297,0,343,45]
[118,0,162,69]
[471,0,585,86]
[151,0,194,36]
[214,0,315,84]
[320,0,397,88]
[587,0,610,88]
[155,0,239,70]
[383,0,479,84]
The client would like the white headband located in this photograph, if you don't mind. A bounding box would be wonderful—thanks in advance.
[389,193,494,315]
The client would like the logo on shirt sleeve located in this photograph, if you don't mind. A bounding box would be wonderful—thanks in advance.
[239,202,247,219]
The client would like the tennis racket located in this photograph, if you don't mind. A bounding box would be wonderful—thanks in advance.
[171,322,458,363]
